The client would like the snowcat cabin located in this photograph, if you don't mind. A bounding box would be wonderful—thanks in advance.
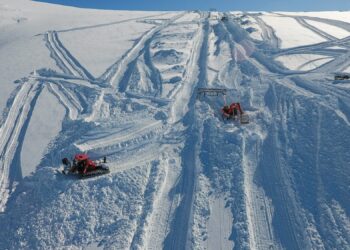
[75,154,88,166]
[221,102,243,119]
[221,102,249,124]
[74,154,97,173]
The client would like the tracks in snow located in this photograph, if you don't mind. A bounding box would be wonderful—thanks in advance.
[55,12,173,33]
[0,80,42,212]
[252,15,280,49]
[45,31,94,81]
[1,9,350,249]
[163,14,209,250]
[99,12,187,89]
[75,120,163,153]
[295,17,337,41]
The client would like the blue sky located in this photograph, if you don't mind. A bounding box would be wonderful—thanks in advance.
[35,0,350,11]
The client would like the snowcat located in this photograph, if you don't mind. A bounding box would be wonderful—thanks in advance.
[61,153,110,178]
[221,16,228,22]
[221,102,249,124]
[196,88,249,124]
[334,73,350,80]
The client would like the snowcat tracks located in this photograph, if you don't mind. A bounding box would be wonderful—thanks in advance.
[240,114,250,124]
[80,169,110,178]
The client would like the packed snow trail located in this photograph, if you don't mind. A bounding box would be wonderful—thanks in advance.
[0,79,43,212]
[46,31,94,81]
[164,14,210,250]
[99,12,187,88]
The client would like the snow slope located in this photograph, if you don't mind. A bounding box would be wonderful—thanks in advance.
[0,1,349,249]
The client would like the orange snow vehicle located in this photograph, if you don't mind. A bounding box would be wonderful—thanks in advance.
[221,102,249,124]
[62,153,110,178]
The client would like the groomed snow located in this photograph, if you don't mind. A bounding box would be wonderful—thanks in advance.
[206,196,233,249]
[279,11,350,24]
[275,54,333,71]
[58,21,157,77]
[21,87,65,177]
[305,19,350,39]
[260,14,327,48]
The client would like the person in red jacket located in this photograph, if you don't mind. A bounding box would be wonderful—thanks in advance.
[221,102,243,120]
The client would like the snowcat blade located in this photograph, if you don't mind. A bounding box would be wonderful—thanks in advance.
[240,114,250,124]
[81,169,110,178]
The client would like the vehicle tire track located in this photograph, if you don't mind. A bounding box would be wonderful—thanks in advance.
[219,15,282,249]
[262,83,303,250]
[295,17,337,41]
[163,13,209,250]
[0,80,43,212]
[55,12,174,33]
[98,12,187,90]
[75,120,163,152]
[276,13,350,33]
[251,15,280,49]
[313,51,350,73]
[47,83,80,120]
[46,31,94,81]
[275,36,350,57]
[223,13,320,249]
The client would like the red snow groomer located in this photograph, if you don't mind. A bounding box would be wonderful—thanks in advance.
[62,153,110,178]
[221,102,249,124]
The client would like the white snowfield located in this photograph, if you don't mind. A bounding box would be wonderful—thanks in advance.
[0,1,349,249]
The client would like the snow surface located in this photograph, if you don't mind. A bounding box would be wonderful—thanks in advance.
[260,14,327,49]
[0,1,350,249]
[275,54,333,71]
[305,19,350,39]
[279,11,350,24]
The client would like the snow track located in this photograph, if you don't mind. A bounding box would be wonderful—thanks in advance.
[295,17,337,41]
[76,120,163,152]
[47,83,80,120]
[46,31,94,81]
[56,12,173,33]
[99,12,187,88]
[0,80,42,212]
[252,15,280,49]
